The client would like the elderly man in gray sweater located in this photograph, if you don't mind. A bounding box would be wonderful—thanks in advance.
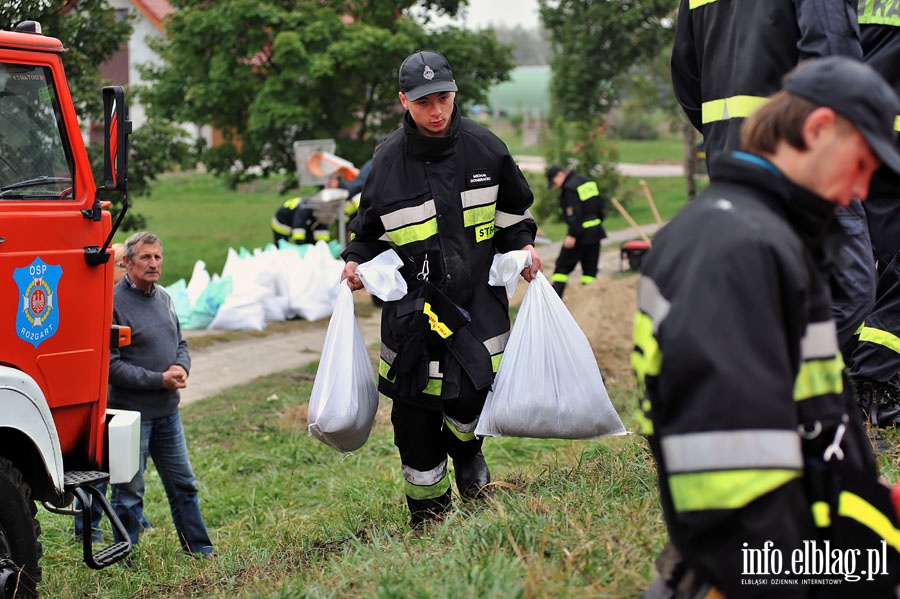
[107,231,214,559]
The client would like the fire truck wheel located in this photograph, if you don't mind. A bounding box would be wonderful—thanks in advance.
[0,457,41,598]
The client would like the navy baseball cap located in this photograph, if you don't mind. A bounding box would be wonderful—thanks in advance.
[399,51,458,101]
[783,56,900,175]
[545,165,564,189]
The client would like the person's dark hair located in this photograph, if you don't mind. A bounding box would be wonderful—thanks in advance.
[741,92,818,155]
[123,231,162,260]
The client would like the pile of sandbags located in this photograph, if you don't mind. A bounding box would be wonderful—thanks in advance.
[165,240,345,331]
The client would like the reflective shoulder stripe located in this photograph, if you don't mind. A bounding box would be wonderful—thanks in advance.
[495,209,532,229]
[858,324,900,355]
[283,197,301,209]
[661,429,803,473]
[461,185,498,209]
[669,469,800,512]
[637,276,670,333]
[701,95,769,124]
[839,491,900,552]
[689,0,717,8]
[380,200,437,232]
[271,217,291,236]
[800,321,839,360]
[576,181,600,201]
[793,355,844,401]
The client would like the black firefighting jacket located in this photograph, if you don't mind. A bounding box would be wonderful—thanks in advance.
[632,152,900,597]
[558,172,606,245]
[341,106,536,406]
[671,0,861,171]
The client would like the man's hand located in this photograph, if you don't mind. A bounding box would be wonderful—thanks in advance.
[520,245,543,282]
[563,235,576,249]
[162,365,188,390]
[341,261,363,291]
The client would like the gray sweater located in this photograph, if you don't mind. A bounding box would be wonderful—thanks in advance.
[108,278,191,419]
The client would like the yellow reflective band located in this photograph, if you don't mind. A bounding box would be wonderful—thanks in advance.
[635,406,654,436]
[631,311,662,379]
[379,359,393,381]
[283,197,301,209]
[405,472,451,500]
[812,501,831,528]
[551,273,568,283]
[463,204,496,228]
[839,491,900,552]
[581,275,596,285]
[577,181,600,201]
[858,9,900,28]
[423,302,455,339]
[491,352,503,373]
[669,469,800,513]
[475,222,495,242]
[387,218,438,246]
[701,95,769,124]
[689,0,717,8]
[444,418,476,442]
[582,218,602,229]
[271,217,291,236]
[380,359,443,395]
[793,355,844,401]
[858,324,900,355]
[313,230,331,241]
[896,116,900,133]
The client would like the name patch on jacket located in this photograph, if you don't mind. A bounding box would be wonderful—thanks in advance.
[467,169,494,188]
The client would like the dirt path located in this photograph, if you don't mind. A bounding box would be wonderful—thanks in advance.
[179,224,658,405]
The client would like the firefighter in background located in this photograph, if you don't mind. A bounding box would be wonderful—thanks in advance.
[636,57,900,598]
[335,134,390,226]
[848,3,900,431]
[545,165,606,298]
[271,195,331,245]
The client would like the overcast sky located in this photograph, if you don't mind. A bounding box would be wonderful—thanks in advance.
[445,0,541,30]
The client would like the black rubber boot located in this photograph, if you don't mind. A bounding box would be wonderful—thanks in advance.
[407,489,451,527]
[857,378,900,428]
[551,281,566,298]
[454,451,491,499]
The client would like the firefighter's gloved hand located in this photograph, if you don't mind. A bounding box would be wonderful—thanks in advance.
[386,330,429,399]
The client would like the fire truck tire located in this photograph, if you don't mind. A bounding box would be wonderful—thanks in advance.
[0,457,41,598]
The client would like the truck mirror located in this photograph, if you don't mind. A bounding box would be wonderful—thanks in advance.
[102,86,130,191]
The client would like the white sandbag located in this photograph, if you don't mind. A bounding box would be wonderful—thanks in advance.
[208,284,267,331]
[185,260,210,308]
[357,249,408,301]
[290,241,343,322]
[476,272,626,439]
[308,281,379,452]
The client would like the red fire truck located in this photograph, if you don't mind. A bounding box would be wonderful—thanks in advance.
[0,20,140,597]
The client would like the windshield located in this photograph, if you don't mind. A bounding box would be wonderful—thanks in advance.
[0,63,74,200]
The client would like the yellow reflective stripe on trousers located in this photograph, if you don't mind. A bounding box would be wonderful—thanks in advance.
[444,415,477,442]
[577,181,600,201]
[814,491,900,552]
[701,95,769,124]
[403,460,451,500]
[669,469,801,512]
[858,323,900,355]
[631,311,662,380]
[689,0,717,8]
[793,355,844,401]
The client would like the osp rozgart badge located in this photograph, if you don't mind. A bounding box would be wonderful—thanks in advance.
[14,257,62,348]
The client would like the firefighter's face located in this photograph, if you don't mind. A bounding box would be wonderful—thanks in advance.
[797,109,880,207]
[125,241,163,292]
[400,91,455,137]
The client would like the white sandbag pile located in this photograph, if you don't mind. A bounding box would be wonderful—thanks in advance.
[165,240,345,331]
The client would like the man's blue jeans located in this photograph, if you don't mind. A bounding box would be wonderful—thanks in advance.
[110,411,213,555]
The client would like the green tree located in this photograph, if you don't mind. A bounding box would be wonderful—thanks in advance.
[139,0,517,187]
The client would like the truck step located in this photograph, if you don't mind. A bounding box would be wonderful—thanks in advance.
[63,470,110,489]
[66,475,133,569]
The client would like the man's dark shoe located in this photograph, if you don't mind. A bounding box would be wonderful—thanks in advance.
[454,451,491,499]
[856,378,900,428]
[407,490,451,527]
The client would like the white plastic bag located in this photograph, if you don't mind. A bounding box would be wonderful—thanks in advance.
[489,250,532,298]
[357,249,408,301]
[476,272,626,439]
[308,281,379,452]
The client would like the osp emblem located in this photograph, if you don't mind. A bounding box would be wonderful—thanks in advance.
[423,65,435,80]
[14,257,62,348]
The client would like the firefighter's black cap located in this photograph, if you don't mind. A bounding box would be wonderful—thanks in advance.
[546,165,565,189]
[399,51,458,102]
[783,56,900,175]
